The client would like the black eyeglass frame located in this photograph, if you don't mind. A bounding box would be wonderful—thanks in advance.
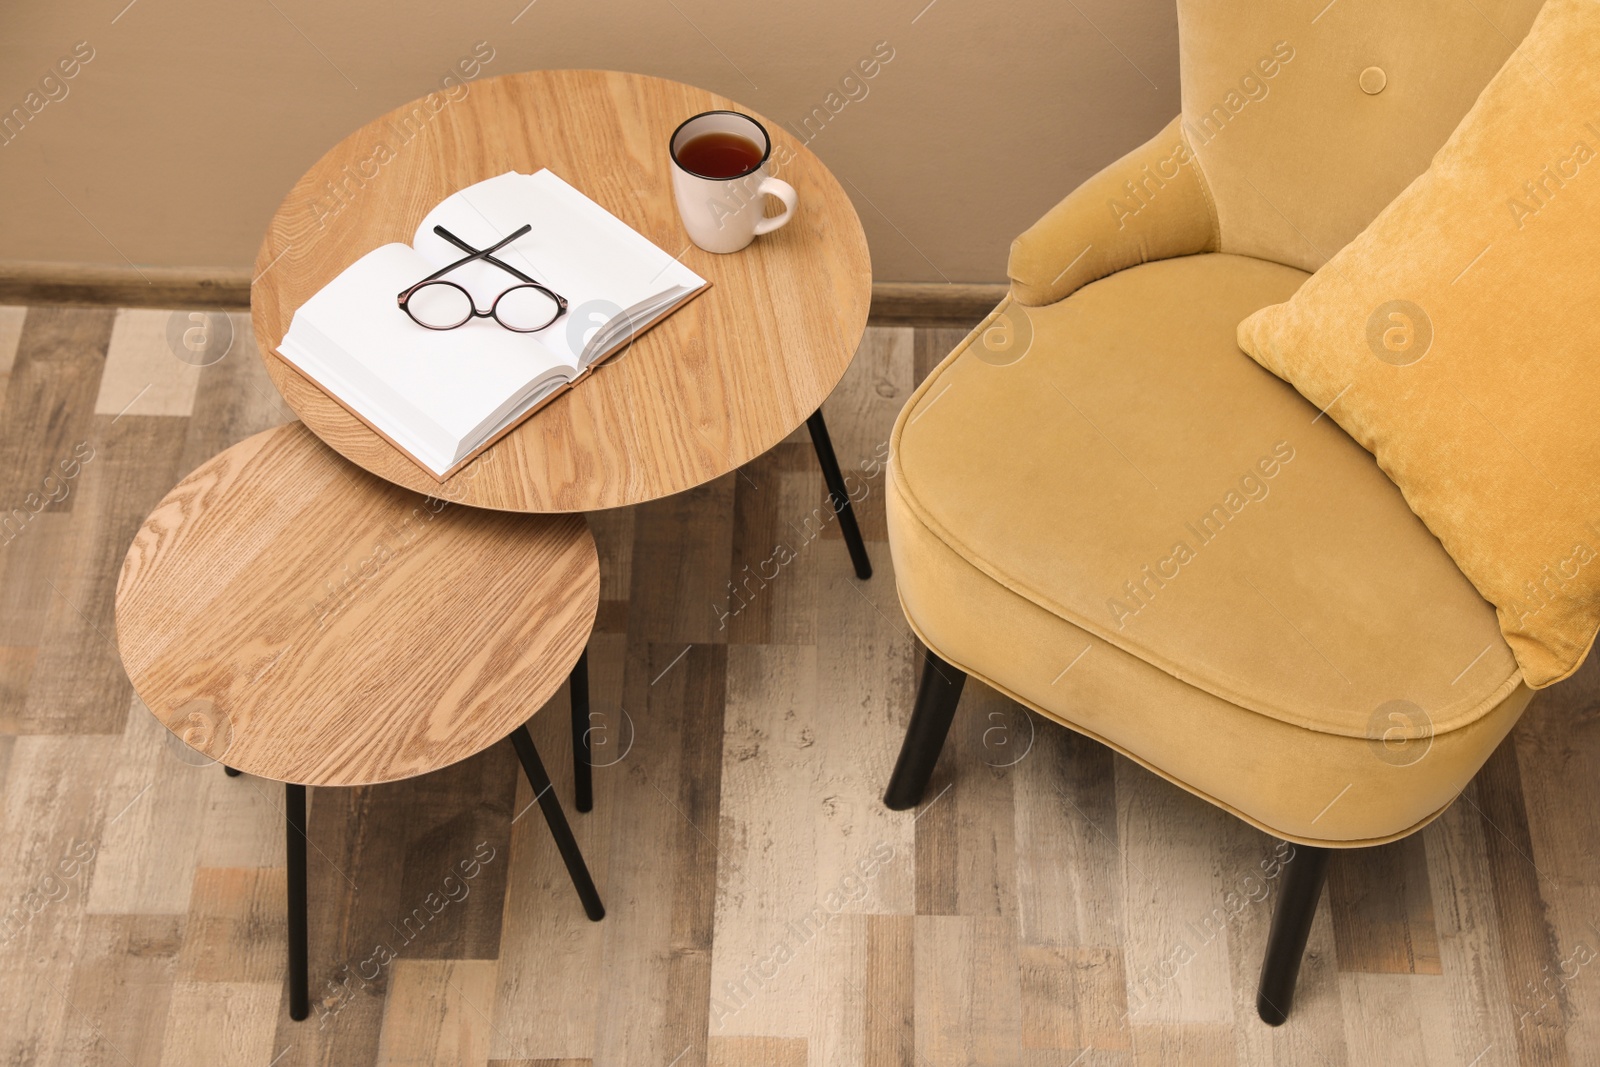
[396,223,570,333]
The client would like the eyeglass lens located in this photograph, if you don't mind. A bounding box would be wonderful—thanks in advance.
[494,286,562,332]
[407,282,474,330]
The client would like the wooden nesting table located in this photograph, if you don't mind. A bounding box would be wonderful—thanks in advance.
[114,423,604,1020]
[116,68,878,1025]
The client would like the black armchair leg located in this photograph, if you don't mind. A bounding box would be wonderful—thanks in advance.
[510,725,605,921]
[1257,843,1331,1025]
[883,647,966,811]
[570,649,592,813]
[285,782,310,1021]
[806,409,872,580]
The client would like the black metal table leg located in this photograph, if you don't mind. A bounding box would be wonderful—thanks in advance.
[1257,843,1331,1025]
[285,782,310,1021]
[884,647,967,810]
[570,649,592,814]
[806,409,873,580]
[510,725,605,921]
[224,765,242,777]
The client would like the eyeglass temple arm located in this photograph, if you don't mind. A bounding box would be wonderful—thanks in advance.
[401,223,536,296]
[431,224,543,286]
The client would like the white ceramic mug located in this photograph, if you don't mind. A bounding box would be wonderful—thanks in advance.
[669,111,796,254]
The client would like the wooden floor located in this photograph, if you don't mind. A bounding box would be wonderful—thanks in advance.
[2,304,1599,1067]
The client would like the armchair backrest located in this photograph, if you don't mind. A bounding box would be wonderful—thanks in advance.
[1176,0,1546,272]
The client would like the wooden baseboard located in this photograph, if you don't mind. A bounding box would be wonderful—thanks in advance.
[0,261,252,310]
[867,282,1007,326]
[0,261,1007,326]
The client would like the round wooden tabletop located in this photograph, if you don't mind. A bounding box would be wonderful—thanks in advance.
[250,69,873,513]
[114,422,600,787]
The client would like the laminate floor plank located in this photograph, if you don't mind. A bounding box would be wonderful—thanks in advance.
[1336,972,1456,1067]
[0,511,71,730]
[175,312,293,475]
[1422,785,1521,1067]
[96,309,204,419]
[0,305,27,372]
[1012,719,1125,948]
[84,697,218,916]
[912,328,969,390]
[1508,652,1600,1063]
[1129,1022,1236,1067]
[21,413,188,735]
[0,734,120,1066]
[376,959,498,1067]
[725,442,818,646]
[1115,756,1238,1026]
[915,676,1019,920]
[625,473,735,646]
[706,1034,807,1067]
[811,326,912,543]
[710,643,824,1037]
[0,306,112,516]
[1328,836,1442,976]
[485,687,607,1062]
[1474,743,1574,1067]
[157,980,284,1067]
[587,641,727,1067]
[913,915,1023,1067]
[864,913,915,1067]
[811,540,916,916]
[55,913,182,1067]
[176,866,287,984]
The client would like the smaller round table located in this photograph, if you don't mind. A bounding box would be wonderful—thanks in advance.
[114,422,604,1021]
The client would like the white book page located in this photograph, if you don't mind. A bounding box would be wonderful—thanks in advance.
[413,170,706,366]
[278,243,571,473]
[278,169,705,477]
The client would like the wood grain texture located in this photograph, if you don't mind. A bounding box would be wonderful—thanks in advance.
[0,305,26,387]
[1328,835,1442,975]
[865,914,915,1067]
[914,915,1023,1065]
[707,1035,808,1067]
[0,306,111,518]
[1474,743,1573,1066]
[97,309,204,418]
[25,413,189,736]
[6,315,1598,1066]
[0,262,251,310]
[250,70,872,513]
[375,959,499,1067]
[62,913,182,1067]
[176,311,296,477]
[114,422,598,786]
[868,284,1008,327]
[177,866,287,983]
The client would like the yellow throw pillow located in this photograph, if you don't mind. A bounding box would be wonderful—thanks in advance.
[1237,0,1600,688]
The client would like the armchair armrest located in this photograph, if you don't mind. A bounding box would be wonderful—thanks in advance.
[1008,115,1219,307]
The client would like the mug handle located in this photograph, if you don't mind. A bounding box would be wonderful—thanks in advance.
[752,177,797,236]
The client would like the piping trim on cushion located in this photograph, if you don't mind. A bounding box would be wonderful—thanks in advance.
[898,597,1493,849]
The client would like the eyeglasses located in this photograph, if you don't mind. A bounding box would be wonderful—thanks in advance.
[396,223,569,333]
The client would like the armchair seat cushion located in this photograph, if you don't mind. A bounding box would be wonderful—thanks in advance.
[887,253,1531,845]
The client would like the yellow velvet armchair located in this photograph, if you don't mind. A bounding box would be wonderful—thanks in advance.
[880,0,1550,1025]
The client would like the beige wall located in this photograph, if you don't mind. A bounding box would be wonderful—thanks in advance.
[0,0,1178,283]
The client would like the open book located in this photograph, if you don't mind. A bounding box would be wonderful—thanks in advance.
[277,170,708,479]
